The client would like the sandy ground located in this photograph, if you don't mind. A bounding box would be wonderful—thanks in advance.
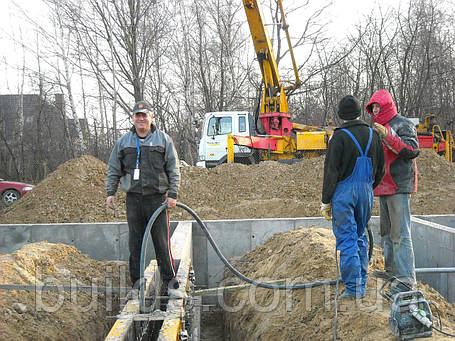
[223,227,455,340]
[0,242,130,341]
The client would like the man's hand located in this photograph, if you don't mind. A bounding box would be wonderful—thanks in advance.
[373,122,388,138]
[166,197,177,209]
[106,196,116,210]
[320,202,332,221]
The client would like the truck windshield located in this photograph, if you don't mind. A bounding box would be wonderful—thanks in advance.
[207,117,232,136]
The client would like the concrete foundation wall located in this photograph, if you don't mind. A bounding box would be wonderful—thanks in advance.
[1,215,454,302]
[191,217,332,290]
[0,222,178,261]
[191,215,455,303]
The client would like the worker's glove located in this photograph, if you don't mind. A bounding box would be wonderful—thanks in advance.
[373,122,388,138]
[320,202,332,221]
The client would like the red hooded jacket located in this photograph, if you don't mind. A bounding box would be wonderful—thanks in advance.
[366,90,419,196]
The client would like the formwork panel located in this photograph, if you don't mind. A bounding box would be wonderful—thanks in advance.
[251,219,294,250]
[411,216,455,302]
[104,261,160,341]
[192,222,208,288]
[205,220,250,288]
[29,224,76,247]
[0,225,30,251]
[415,214,455,228]
[72,223,122,260]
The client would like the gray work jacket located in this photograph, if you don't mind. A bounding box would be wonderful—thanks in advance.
[106,125,180,199]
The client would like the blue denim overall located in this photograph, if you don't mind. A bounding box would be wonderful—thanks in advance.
[332,128,374,296]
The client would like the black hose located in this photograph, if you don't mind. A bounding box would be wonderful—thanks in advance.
[367,224,374,260]
[139,203,167,311]
[139,202,339,311]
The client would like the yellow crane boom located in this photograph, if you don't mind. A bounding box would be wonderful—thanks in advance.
[227,0,332,164]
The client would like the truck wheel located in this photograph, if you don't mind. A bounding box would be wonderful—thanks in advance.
[2,189,20,206]
[248,151,261,164]
[248,155,258,165]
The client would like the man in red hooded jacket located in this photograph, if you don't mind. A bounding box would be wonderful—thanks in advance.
[366,89,420,294]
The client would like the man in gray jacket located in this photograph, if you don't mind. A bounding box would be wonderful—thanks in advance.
[106,100,180,292]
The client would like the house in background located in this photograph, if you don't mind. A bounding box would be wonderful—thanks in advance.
[0,94,65,138]
[0,94,87,180]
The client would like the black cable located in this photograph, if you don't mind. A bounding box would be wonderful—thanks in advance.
[428,302,455,337]
[379,277,393,302]
[139,202,339,311]
[432,325,455,337]
[429,301,442,329]
[254,83,265,135]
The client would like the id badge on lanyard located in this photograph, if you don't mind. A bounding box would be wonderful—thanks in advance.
[133,168,140,180]
[134,137,141,180]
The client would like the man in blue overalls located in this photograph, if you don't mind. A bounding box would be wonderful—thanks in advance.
[321,95,385,299]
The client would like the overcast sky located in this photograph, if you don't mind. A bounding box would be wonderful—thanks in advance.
[329,0,403,37]
[0,0,407,95]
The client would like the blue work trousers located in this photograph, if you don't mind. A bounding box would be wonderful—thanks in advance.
[380,194,416,286]
[332,183,372,296]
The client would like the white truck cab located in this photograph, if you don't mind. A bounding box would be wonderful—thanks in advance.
[196,111,256,168]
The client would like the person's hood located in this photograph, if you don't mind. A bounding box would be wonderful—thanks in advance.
[366,89,397,125]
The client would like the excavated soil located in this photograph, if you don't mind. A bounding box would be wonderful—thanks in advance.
[0,148,454,224]
[0,149,454,340]
[223,226,455,341]
[0,241,130,341]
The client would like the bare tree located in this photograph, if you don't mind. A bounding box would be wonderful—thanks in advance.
[59,0,172,142]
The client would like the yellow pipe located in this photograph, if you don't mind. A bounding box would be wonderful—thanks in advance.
[227,135,235,163]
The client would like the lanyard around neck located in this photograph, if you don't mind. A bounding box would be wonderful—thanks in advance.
[136,136,141,169]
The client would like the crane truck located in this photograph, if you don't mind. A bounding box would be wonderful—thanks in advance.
[196,0,332,168]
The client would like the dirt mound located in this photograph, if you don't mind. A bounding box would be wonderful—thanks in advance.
[0,241,129,341]
[223,227,455,341]
[175,158,323,220]
[1,149,454,224]
[0,155,126,223]
[413,148,455,214]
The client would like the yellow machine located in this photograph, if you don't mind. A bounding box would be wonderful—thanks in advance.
[227,0,333,164]
[415,114,454,162]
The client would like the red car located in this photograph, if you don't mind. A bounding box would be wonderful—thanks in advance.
[0,179,34,206]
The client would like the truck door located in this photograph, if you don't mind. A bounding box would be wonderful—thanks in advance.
[205,115,233,165]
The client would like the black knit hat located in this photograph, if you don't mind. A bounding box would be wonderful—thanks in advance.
[338,95,361,120]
